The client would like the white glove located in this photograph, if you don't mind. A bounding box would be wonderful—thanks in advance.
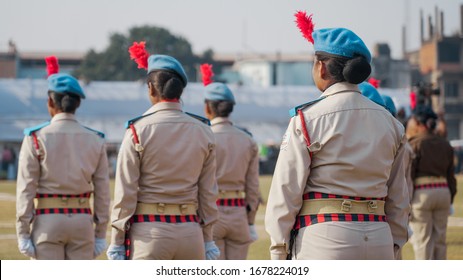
[106,244,126,260]
[18,238,36,259]
[407,225,413,238]
[270,245,287,260]
[449,204,455,216]
[204,241,220,260]
[94,238,107,257]
[249,225,258,242]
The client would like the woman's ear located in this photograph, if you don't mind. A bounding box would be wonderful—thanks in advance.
[318,60,327,80]
[204,102,212,120]
[148,82,156,98]
[47,96,54,109]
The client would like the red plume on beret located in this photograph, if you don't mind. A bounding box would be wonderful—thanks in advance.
[368,77,381,89]
[128,41,150,70]
[410,91,417,110]
[45,56,59,76]
[295,11,315,44]
[200,64,214,86]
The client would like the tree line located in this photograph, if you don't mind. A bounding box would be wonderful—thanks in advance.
[73,25,217,82]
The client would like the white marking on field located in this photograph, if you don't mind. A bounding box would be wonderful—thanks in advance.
[0,193,15,201]
[448,217,463,227]
[0,234,16,240]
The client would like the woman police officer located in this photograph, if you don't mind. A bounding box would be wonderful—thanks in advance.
[265,11,409,260]
[16,56,110,260]
[200,64,260,259]
[107,42,220,260]
[406,105,456,259]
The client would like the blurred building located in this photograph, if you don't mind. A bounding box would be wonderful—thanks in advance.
[407,5,463,140]
[213,52,314,87]
[371,43,411,88]
[0,41,83,79]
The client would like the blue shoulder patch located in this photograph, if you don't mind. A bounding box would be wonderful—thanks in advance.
[289,96,327,117]
[185,112,211,126]
[236,126,253,137]
[23,121,50,136]
[124,112,157,129]
[83,126,105,139]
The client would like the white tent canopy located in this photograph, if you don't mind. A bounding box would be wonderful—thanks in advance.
[0,79,411,144]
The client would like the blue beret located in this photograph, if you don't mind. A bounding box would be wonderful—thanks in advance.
[313,28,371,63]
[47,73,85,99]
[381,94,397,116]
[147,55,188,87]
[359,82,385,107]
[203,82,235,104]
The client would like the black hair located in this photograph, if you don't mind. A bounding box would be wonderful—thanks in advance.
[205,100,234,118]
[315,52,371,84]
[147,70,184,100]
[412,105,438,132]
[48,91,81,113]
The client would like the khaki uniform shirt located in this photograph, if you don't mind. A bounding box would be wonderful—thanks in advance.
[16,113,110,239]
[409,132,457,203]
[211,117,260,224]
[110,102,218,244]
[265,82,410,256]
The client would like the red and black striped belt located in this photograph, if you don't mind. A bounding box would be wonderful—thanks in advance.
[34,192,92,215]
[129,214,199,224]
[414,176,448,190]
[216,198,245,207]
[414,182,448,190]
[294,192,387,230]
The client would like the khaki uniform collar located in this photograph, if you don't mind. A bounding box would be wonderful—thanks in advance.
[211,117,232,126]
[51,113,77,123]
[321,82,361,97]
[144,102,182,115]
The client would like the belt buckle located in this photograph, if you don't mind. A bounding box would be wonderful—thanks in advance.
[341,200,352,212]
[368,201,378,213]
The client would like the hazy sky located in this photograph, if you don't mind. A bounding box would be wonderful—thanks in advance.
[0,0,461,59]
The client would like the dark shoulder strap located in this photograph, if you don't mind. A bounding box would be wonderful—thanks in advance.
[83,126,105,139]
[289,96,326,117]
[185,112,211,126]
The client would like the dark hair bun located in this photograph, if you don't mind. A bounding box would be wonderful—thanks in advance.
[342,56,371,84]
[163,77,183,99]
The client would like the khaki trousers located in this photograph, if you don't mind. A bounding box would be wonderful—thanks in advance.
[410,188,451,260]
[213,206,252,260]
[293,222,394,260]
[129,222,205,260]
[31,214,94,260]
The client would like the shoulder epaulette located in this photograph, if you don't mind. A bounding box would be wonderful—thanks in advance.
[289,96,327,117]
[236,126,253,137]
[83,126,105,139]
[23,121,50,136]
[124,112,157,129]
[185,112,211,126]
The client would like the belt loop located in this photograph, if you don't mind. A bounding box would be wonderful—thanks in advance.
[157,203,165,214]
[341,200,352,212]
[368,200,378,213]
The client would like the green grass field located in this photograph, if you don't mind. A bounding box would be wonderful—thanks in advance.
[1,175,463,260]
